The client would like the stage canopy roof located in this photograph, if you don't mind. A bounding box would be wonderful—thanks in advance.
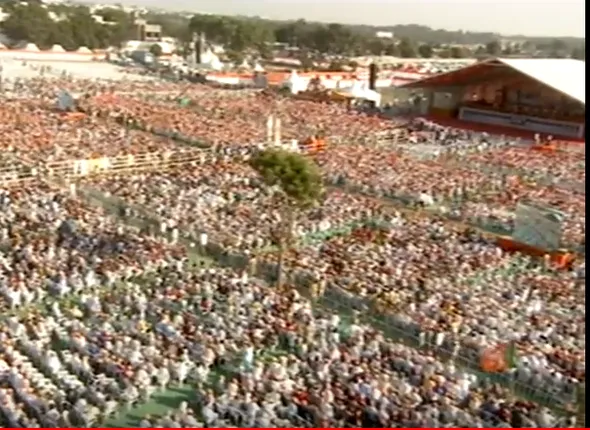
[400,58,585,106]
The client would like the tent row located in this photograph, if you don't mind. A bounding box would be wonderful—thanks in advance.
[0,43,95,54]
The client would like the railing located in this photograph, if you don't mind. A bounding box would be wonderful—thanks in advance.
[40,148,210,179]
[0,164,38,187]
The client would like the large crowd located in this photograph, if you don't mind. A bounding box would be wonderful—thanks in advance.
[0,72,584,428]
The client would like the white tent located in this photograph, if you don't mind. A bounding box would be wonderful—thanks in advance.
[209,56,224,71]
[23,43,40,52]
[338,80,382,106]
[201,47,216,65]
[0,42,6,50]
[197,55,224,71]
[239,59,250,69]
[284,71,306,94]
[348,80,365,97]
[77,46,92,54]
[50,44,66,53]
[253,63,264,73]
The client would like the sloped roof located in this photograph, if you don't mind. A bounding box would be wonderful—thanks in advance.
[77,46,92,54]
[500,58,585,105]
[400,58,585,105]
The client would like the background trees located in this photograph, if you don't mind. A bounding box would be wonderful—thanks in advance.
[0,0,583,59]
[1,1,132,49]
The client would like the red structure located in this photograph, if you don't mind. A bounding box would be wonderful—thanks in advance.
[401,58,585,142]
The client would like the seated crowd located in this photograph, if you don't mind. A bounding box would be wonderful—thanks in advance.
[0,75,584,428]
[2,264,573,428]
[0,101,187,165]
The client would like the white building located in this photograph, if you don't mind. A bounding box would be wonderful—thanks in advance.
[376,31,394,39]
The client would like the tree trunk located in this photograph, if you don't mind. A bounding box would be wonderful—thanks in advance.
[276,204,294,290]
[276,239,285,289]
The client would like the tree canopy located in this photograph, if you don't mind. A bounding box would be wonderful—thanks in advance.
[0,1,133,50]
[249,148,323,208]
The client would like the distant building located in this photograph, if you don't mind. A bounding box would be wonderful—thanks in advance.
[92,14,117,25]
[134,19,162,42]
[376,31,394,39]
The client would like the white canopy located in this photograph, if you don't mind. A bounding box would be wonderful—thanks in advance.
[0,42,6,50]
[339,80,382,106]
[23,43,40,52]
[205,55,224,71]
[50,44,66,53]
[253,63,264,72]
[77,46,92,54]
[284,70,306,94]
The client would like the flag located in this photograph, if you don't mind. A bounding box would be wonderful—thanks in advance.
[480,341,518,373]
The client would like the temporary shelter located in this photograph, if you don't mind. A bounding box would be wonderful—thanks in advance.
[23,43,40,52]
[284,71,306,94]
[50,44,66,53]
[208,56,224,71]
[253,63,265,73]
[335,80,382,106]
[77,46,93,54]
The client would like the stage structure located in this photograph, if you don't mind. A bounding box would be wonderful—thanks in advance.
[400,58,585,140]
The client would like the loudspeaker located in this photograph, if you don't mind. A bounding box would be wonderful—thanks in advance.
[369,63,378,90]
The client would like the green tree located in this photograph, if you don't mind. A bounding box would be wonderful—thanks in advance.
[1,2,130,50]
[398,38,417,58]
[274,19,310,47]
[438,48,451,59]
[225,49,244,65]
[149,43,163,57]
[63,6,101,49]
[249,148,323,288]
[383,42,399,56]
[365,38,387,56]
[474,45,487,57]
[258,43,274,60]
[485,40,502,56]
[571,45,585,60]
[1,2,55,48]
[417,43,433,58]
[449,46,466,58]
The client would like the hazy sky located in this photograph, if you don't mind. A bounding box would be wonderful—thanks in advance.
[125,0,585,38]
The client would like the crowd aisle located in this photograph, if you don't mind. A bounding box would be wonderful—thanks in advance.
[0,74,584,428]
